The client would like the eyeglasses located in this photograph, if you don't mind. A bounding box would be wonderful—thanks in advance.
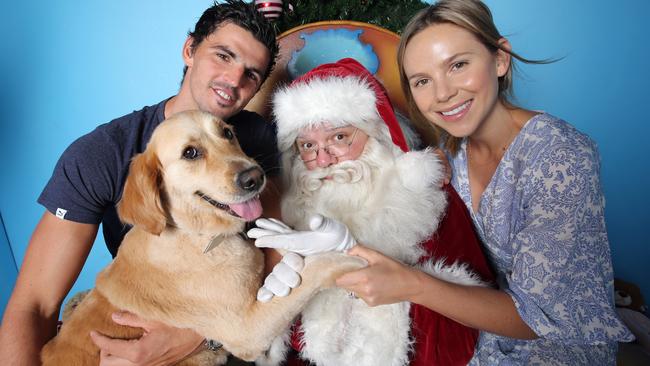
[295,128,359,163]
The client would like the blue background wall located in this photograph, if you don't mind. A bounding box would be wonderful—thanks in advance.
[1,1,649,316]
[0,214,18,317]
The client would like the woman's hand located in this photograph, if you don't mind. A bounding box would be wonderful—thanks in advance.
[90,311,204,366]
[335,245,423,306]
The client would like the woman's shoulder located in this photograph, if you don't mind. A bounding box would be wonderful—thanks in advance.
[513,113,598,162]
[515,113,600,171]
[523,113,596,149]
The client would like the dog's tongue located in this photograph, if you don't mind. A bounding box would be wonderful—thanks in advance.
[229,197,263,221]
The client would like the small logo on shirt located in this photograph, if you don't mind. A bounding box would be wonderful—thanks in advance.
[55,208,68,219]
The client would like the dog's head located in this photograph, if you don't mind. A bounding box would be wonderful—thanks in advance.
[118,110,266,236]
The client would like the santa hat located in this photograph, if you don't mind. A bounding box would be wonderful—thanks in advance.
[273,58,409,154]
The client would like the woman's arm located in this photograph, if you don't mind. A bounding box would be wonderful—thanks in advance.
[336,245,537,340]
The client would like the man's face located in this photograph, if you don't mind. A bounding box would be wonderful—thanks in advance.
[182,23,270,119]
[295,124,369,171]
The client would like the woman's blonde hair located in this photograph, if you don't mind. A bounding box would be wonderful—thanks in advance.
[397,0,546,153]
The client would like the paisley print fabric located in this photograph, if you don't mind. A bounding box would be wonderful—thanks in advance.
[449,113,633,365]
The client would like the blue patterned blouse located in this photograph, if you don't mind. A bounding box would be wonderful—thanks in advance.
[448,113,634,365]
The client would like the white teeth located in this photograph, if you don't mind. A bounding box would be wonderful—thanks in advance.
[216,89,232,101]
[441,101,469,116]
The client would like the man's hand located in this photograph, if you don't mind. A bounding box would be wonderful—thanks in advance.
[248,214,356,256]
[89,311,204,366]
[257,252,304,302]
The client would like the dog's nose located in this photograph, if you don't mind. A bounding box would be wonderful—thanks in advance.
[237,166,264,192]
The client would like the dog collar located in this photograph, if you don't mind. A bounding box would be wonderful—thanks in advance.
[203,234,225,254]
[203,232,249,254]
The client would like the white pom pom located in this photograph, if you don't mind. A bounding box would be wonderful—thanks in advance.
[396,149,443,192]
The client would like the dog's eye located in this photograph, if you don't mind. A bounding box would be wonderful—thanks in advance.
[223,127,234,141]
[182,146,201,160]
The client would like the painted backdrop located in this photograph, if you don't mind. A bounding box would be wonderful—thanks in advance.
[1,1,649,316]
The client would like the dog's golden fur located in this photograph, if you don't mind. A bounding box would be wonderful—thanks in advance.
[41,110,365,365]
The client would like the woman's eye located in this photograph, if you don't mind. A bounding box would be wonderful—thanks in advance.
[182,146,201,160]
[414,79,429,88]
[451,61,467,71]
[223,128,234,140]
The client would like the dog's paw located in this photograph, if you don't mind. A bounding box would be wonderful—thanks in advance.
[303,252,367,287]
[180,348,229,366]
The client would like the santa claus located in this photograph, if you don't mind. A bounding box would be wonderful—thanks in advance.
[248,58,494,366]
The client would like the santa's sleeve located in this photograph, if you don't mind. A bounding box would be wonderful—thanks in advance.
[418,184,494,282]
[409,184,494,366]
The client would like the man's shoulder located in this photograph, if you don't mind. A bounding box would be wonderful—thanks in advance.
[227,109,269,127]
[227,109,279,174]
[227,109,276,145]
[60,99,168,170]
[70,99,167,155]
[100,99,167,134]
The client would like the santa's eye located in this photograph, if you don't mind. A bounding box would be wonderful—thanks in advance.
[299,142,315,151]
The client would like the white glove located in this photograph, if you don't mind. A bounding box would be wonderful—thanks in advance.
[247,217,294,239]
[249,214,356,256]
[257,252,304,302]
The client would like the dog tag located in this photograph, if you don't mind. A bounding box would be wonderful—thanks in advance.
[203,234,225,254]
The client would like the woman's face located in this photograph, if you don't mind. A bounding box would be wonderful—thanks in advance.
[402,23,509,138]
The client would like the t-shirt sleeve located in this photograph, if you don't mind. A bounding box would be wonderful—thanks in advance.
[38,128,121,224]
[505,136,631,344]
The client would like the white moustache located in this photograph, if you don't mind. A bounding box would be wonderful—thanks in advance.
[297,159,369,192]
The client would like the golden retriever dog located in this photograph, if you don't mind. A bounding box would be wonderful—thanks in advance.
[41,110,366,365]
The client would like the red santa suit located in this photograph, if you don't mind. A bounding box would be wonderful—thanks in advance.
[260,58,494,366]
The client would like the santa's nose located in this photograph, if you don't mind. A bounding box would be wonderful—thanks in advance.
[315,148,337,168]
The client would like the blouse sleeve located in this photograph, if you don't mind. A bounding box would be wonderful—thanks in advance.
[505,134,631,344]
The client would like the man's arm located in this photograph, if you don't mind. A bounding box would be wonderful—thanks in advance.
[0,210,98,365]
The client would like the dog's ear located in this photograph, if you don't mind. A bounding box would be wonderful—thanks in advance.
[118,149,166,235]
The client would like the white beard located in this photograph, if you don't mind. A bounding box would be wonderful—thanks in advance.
[270,139,448,366]
[281,138,447,264]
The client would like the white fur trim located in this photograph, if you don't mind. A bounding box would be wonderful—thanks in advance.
[396,148,444,192]
[273,76,386,152]
[417,259,488,287]
[299,289,413,366]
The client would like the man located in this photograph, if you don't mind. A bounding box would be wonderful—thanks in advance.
[0,1,279,365]
[248,58,495,365]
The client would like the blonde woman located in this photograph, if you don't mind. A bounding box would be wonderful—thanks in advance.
[335,0,634,364]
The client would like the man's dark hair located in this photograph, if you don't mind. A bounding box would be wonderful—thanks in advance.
[183,0,279,82]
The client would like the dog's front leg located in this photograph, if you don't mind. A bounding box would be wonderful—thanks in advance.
[210,252,366,361]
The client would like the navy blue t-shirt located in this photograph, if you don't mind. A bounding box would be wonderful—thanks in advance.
[38,98,279,257]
